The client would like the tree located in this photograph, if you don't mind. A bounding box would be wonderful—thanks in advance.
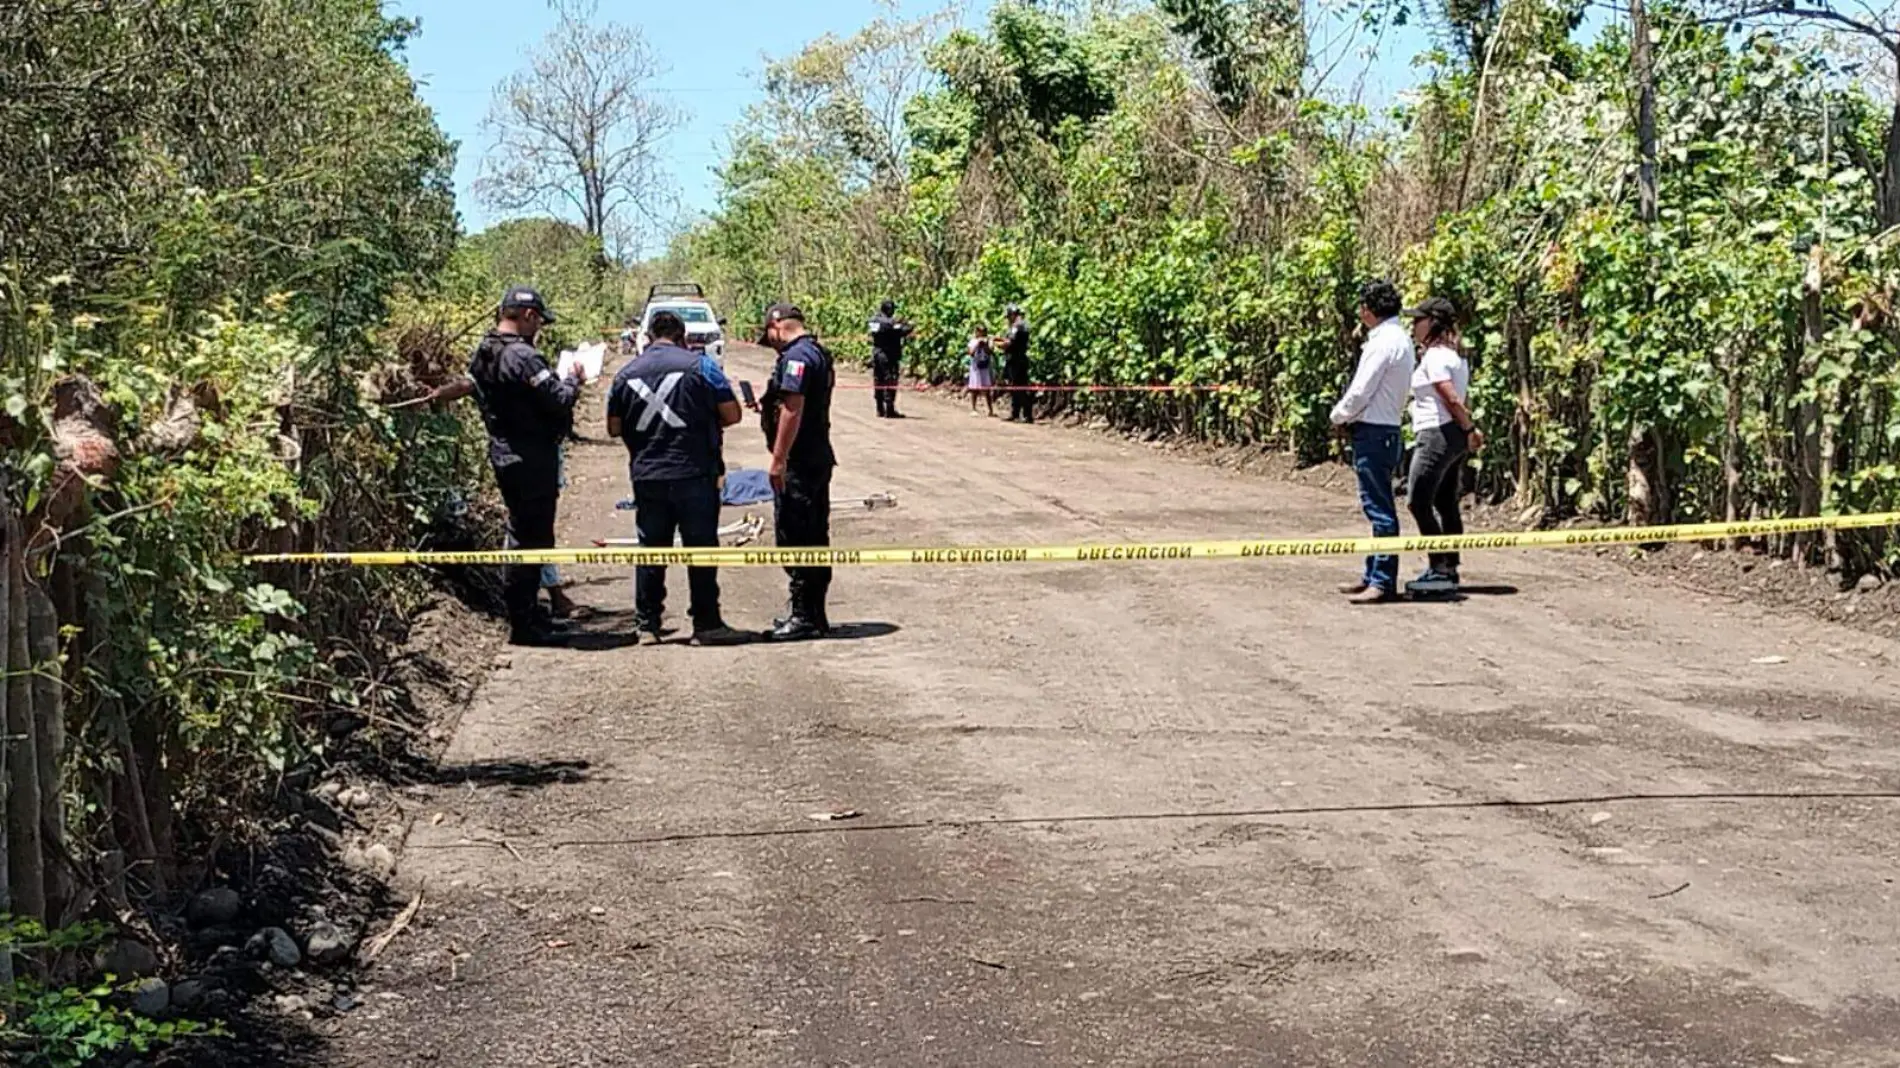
[476,0,684,267]
[1718,0,1900,227]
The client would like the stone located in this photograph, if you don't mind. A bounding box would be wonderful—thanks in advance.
[100,938,160,978]
[305,921,355,965]
[170,978,211,1012]
[187,887,243,929]
[362,843,397,877]
[1445,947,1487,963]
[273,993,310,1015]
[249,927,302,968]
[1588,812,1613,826]
[1856,573,1883,594]
[131,978,170,1016]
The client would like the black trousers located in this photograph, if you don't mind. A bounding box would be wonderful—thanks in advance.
[1005,361,1034,422]
[1407,423,1471,574]
[872,356,900,416]
[496,462,559,633]
[634,476,723,630]
[775,465,833,623]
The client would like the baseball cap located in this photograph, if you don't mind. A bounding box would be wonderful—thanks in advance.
[1005,303,1023,316]
[757,302,804,344]
[499,285,557,324]
[1402,296,1457,326]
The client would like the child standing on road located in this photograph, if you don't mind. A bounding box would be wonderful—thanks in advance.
[968,324,997,416]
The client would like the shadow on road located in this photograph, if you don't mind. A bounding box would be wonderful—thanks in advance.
[421,759,593,788]
[821,621,902,641]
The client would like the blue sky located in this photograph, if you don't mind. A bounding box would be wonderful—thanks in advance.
[392,0,983,240]
[392,0,1422,245]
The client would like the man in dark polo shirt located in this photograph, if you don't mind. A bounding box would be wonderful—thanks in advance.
[757,303,837,641]
[1002,303,1034,423]
[867,299,912,418]
[607,310,746,646]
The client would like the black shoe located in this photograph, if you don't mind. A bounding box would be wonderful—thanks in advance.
[768,617,829,642]
[887,411,905,419]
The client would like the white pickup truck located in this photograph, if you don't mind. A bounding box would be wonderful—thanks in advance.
[637,283,727,368]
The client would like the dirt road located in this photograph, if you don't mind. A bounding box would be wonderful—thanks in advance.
[327,344,1900,1066]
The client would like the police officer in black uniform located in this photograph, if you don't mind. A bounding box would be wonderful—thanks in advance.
[1003,303,1034,424]
[606,310,746,647]
[757,304,837,641]
[867,299,912,419]
[468,287,584,646]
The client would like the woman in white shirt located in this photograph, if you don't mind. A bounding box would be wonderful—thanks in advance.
[1403,297,1484,585]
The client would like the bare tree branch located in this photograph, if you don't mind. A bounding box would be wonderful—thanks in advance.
[475,0,686,259]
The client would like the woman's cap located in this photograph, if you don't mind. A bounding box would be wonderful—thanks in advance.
[1403,296,1457,325]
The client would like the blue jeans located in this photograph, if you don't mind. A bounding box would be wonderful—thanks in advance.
[1352,423,1403,591]
[633,476,723,630]
[541,448,567,589]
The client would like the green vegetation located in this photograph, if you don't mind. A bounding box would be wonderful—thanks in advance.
[681,0,1900,572]
[1,0,530,1058]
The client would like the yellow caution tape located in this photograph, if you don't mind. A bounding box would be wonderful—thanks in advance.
[247,512,1900,568]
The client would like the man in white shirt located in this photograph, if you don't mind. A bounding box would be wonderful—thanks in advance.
[1329,280,1415,604]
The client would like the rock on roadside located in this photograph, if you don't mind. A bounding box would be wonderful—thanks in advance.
[187,887,244,929]
[99,938,160,979]
[305,921,356,965]
[131,977,171,1016]
[170,978,212,1012]
[248,926,301,968]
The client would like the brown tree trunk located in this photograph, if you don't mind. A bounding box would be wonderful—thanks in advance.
[1509,296,1535,506]
[28,574,68,923]
[1631,0,1658,227]
[1625,0,1665,524]
[6,503,46,924]
[1879,82,1900,231]
[1723,345,1744,548]
[0,492,12,988]
[1793,256,1826,562]
[1626,427,1662,526]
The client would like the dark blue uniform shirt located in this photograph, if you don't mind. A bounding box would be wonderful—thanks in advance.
[772,335,836,471]
[467,330,580,478]
[608,342,734,482]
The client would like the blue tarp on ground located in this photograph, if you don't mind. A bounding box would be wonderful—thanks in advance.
[617,468,776,511]
[722,468,775,505]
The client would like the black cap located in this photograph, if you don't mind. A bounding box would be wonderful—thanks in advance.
[879,299,896,315]
[1402,296,1457,326]
[499,285,557,324]
[757,302,804,344]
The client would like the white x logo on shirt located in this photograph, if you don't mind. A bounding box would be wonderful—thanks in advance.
[632,372,688,431]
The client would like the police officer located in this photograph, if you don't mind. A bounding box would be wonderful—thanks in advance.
[606,310,746,647]
[867,299,913,419]
[467,286,584,647]
[757,304,836,641]
[1003,303,1034,424]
